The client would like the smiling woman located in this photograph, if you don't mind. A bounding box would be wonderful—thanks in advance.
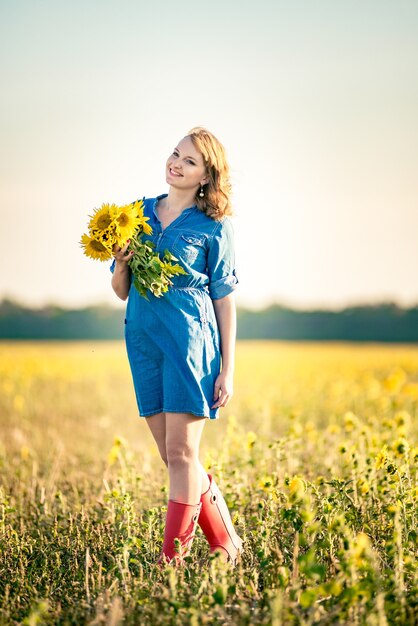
[109,126,243,568]
[164,129,233,222]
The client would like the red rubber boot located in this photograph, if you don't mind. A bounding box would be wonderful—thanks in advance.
[158,499,202,565]
[198,474,243,563]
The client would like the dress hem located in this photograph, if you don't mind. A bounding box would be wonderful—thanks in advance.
[138,407,220,420]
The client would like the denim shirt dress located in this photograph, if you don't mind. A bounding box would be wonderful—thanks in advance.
[110,193,239,419]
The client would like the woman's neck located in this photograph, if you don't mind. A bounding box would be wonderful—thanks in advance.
[164,187,196,213]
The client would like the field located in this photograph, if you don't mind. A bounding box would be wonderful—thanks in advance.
[1,340,417,625]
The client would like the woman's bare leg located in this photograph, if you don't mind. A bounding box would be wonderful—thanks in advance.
[144,412,210,496]
[144,412,168,466]
[165,412,210,504]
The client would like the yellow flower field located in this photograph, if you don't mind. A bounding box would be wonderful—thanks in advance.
[0,340,417,625]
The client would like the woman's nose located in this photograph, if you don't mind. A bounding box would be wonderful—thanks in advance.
[170,156,182,170]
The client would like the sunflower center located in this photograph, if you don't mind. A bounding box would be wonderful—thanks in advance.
[97,215,112,230]
[118,213,129,227]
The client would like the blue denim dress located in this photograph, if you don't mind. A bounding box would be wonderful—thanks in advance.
[110,194,239,419]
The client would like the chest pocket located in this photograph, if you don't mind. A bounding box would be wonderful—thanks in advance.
[173,232,207,264]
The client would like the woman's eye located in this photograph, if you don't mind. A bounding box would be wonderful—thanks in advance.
[171,151,194,165]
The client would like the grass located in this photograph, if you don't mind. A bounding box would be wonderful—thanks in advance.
[0,340,417,625]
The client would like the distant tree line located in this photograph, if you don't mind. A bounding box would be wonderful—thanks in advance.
[237,302,418,342]
[0,298,417,342]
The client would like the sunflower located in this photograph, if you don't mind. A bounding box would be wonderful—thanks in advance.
[80,197,185,298]
[88,203,116,233]
[113,203,143,245]
[131,199,153,235]
[90,227,114,248]
[80,233,112,261]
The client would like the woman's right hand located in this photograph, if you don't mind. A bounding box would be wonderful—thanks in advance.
[111,240,133,301]
[112,240,134,265]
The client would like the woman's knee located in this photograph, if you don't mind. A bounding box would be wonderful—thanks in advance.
[166,442,197,468]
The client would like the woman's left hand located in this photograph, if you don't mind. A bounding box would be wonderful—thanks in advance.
[211,370,234,409]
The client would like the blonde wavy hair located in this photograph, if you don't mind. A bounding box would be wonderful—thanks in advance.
[185,127,233,220]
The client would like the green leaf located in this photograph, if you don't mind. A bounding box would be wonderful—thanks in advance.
[300,589,318,608]
[127,238,189,298]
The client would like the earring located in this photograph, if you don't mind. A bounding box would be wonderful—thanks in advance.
[199,185,204,197]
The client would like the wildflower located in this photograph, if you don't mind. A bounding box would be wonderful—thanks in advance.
[107,445,119,465]
[327,423,341,435]
[289,421,303,436]
[259,475,275,493]
[355,532,370,552]
[357,478,370,495]
[402,382,418,399]
[343,411,359,432]
[383,368,407,393]
[353,532,371,565]
[386,462,397,476]
[382,418,396,430]
[107,435,128,465]
[113,435,128,447]
[20,445,30,460]
[396,424,407,438]
[391,437,409,457]
[246,431,257,449]
[288,476,306,498]
[203,450,217,471]
[395,410,411,430]
[374,445,388,470]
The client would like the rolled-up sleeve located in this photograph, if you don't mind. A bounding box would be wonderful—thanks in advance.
[207,218,239,300]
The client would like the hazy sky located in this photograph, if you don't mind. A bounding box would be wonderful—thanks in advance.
[1,0,417,310]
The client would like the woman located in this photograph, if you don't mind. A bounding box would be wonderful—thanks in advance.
[110,127,243,565]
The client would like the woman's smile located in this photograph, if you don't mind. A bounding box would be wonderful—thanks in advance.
[168,168,183,177]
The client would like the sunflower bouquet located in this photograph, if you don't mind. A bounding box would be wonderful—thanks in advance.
[80,199,187,298]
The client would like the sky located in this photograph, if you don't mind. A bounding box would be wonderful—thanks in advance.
[1,0,417,311]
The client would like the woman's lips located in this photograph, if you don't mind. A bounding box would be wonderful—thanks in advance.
[168,168,183,177]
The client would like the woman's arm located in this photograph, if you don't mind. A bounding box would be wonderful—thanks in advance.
[211,292,236,408]
[111,241,133,301]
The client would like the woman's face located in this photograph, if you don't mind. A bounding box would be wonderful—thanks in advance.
[166,136,209,193]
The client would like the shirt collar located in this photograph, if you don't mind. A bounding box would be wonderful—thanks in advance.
[153,193,197,215]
